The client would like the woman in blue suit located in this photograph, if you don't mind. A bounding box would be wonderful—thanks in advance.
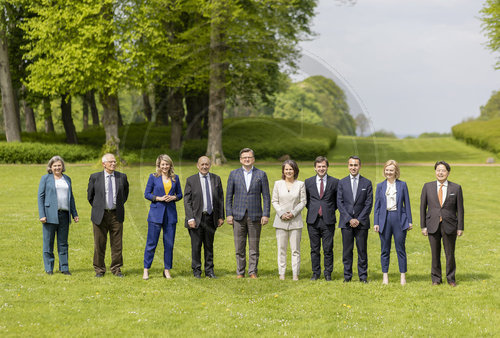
[143,154,182,280]
[38,156,79,275]
[374,160,412,285]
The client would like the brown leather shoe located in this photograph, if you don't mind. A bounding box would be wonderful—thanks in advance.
[236,274,244,279]
[448,282,457,287]
[249,274,257,279]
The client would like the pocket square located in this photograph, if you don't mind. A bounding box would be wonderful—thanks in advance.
[449,193,455,196]
[362,188,366,191]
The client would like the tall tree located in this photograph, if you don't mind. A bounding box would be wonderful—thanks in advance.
[0,3,21,141]
[61,94,78,144]
[42,96,54,133]
[481,0,500,69]
[23,0,134,155]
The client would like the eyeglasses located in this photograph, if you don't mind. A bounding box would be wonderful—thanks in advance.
[240,156,254,160]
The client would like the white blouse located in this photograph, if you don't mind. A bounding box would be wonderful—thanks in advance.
[385,181,397,211]
[55,177,69,211]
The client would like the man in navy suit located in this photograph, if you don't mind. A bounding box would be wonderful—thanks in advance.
[337,156,373,283]
[226,148,271,279]
[305,156,339,281]
[87,153,129,278]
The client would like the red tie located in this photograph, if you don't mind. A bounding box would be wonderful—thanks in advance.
[319,178,324,216]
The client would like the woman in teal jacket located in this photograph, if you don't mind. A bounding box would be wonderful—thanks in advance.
[38,156,79,275]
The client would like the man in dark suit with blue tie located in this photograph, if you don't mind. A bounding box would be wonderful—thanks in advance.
[226,148,271,279]
[337,156,373,283]
[184,156,225,279]
[305,156,339,281]
[87,153,129,278]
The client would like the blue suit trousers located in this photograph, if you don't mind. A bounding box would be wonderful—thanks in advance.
[144,218,176,269]
[379,210,407,273]
[42,210,70,272]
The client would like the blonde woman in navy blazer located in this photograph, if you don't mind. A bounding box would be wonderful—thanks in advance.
[374,160,412,285]
[37,156,79,275]
[143,154,182,280]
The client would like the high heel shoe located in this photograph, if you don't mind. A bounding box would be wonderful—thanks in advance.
[163,270,172,279]
[143,269,149,280]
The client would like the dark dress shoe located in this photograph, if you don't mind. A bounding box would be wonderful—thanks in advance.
[114,272,124,278]
[448,282,457,287]
[206,273,217,279]
[360,279,368,284]
[194,274,201,279]
[95,273,104,278]
[343,278,351,283]
[432,282,441,286]
[310,274,320,281]
[61,271,72,276]
[325,275,332,281]
[46,271,53,275]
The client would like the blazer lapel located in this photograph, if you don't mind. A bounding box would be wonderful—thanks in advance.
[248,167,257,191]
[353,175,362,203]
[396,180,402,206]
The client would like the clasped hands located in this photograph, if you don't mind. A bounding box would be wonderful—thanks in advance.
[156,195,177,202]
[280,211,293,221]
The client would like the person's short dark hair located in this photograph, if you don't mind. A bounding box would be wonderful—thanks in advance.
[47,155,66,173]
[314,156,329,167]
[239,148,255,157]
[282,160,299,180]
[434,160,451,172]
[348,155,361,165]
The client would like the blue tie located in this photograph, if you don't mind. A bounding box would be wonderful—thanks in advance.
[107,174,114,209]
[204,175,213,214]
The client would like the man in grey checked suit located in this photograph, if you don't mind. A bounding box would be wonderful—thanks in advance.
[226,148,271,279]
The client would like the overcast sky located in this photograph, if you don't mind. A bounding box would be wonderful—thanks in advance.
[297,0,500,136]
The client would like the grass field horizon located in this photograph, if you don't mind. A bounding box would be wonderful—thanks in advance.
[0,137,498,336]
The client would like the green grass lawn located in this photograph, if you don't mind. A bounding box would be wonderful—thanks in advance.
[0,161,498,336]
[330,136,499,164]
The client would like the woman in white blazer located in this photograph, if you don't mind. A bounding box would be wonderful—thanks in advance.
[272,160,306,280]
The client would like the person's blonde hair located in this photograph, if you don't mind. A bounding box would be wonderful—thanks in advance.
[154,154,176,181]
[383,159,400,179]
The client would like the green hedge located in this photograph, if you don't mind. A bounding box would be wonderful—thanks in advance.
[452,118,500,155]
[0,117,337,163]
[0,142,97,164]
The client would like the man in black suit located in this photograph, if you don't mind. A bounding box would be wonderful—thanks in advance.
[420,161,464,287]
[337,156,373,283]
[87,153,129,277]
[184,156,224,279]
[305,156,339,281]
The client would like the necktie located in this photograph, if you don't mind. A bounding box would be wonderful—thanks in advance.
[107,174,114,209]
[352,177,358,201]
[204,175,212,214]
[318,178,324,216]
[438,183,443,207]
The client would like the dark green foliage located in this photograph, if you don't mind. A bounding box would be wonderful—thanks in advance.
[452,118,500,155]
[418,132,451,138]
[369,130,397,138]
[478,90,500,120]
[0,142,96,164]
[0,118,337,163]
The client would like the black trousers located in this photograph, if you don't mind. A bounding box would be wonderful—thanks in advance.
[428,222,457,283]
[341,226,368,280]
[307,217,335,277]
[189,213,216,276]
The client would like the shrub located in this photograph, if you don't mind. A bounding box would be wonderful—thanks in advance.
[452,118,500,155]
[0,142,97,164]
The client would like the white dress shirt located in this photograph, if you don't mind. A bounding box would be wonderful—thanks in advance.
[385,181,397,211]
[437,180,448,205]
[199,172,213,213]
[316,175,327,195]
[243,166,253,191]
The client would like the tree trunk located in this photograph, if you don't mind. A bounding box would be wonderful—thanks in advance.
[99,91,120,156]
[23,100,37,132]
[82,94,89,130]
[43,97,54,133]
[61,94,78,144]
[206,1,228,165]
[143,92,152,121]
[185,90,208,140]
[154,84,169,125]
[84,90,100,126]
[0,13,21,142]
[117,97,123,127]
[167,87,184,150]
